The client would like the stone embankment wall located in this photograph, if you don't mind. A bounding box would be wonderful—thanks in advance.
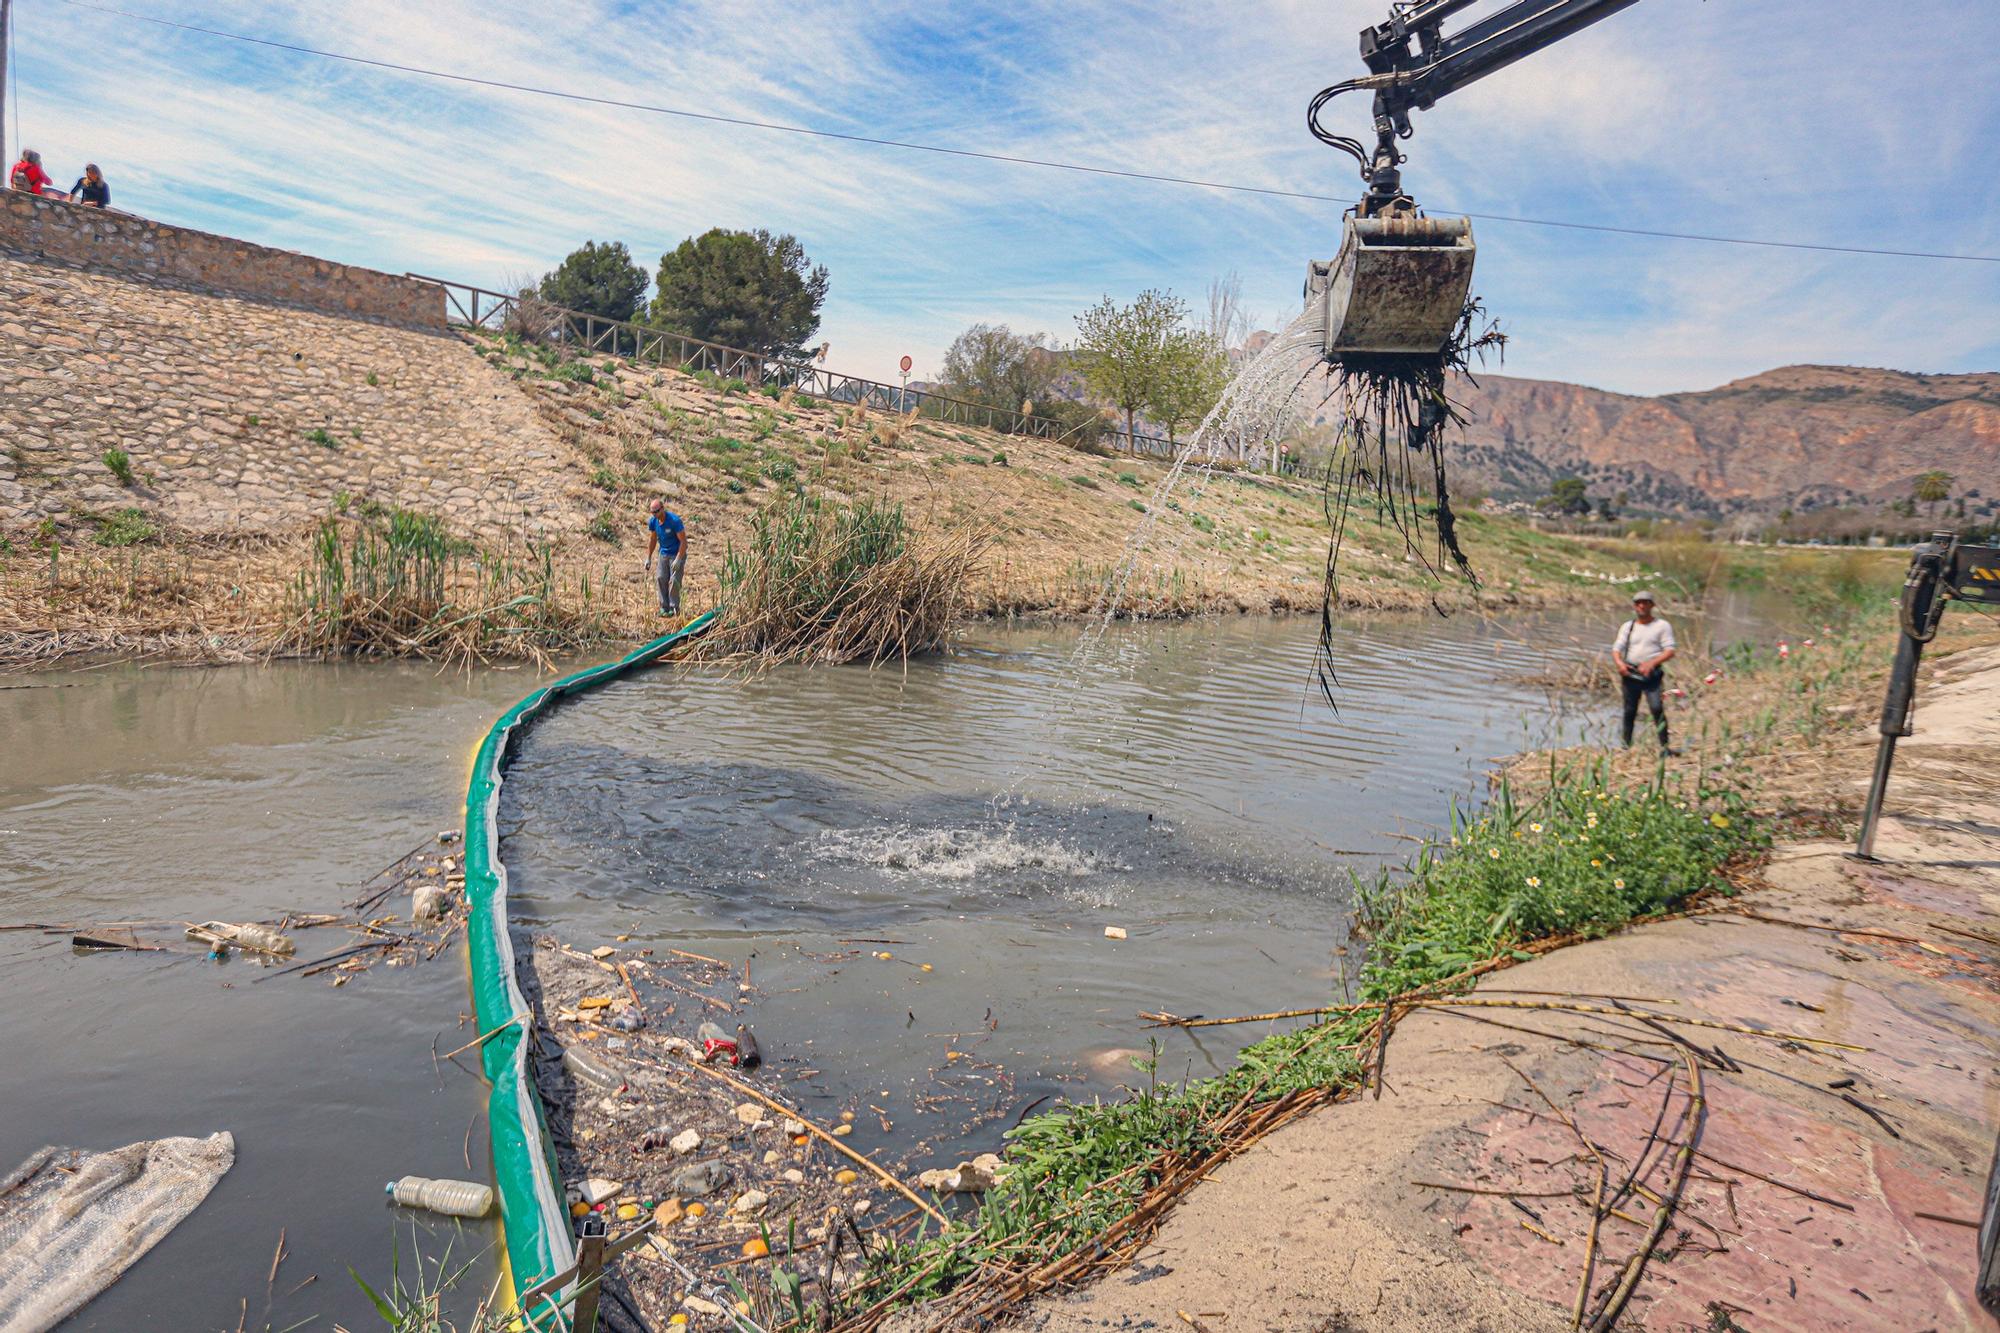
[0,191,444,327]
[0,252,586,535]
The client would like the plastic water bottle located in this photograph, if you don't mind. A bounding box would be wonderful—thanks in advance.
[386,1176,493,1219]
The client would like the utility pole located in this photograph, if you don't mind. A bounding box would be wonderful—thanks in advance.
[0,0,12,166]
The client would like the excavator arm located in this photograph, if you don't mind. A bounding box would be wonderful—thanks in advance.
[1307,0,1644,360]
[1351,0,1644,210]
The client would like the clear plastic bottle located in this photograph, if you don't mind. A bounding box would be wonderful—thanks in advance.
[386,1176,493,1218]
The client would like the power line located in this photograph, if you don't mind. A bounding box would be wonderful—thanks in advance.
[61,0,2000,265]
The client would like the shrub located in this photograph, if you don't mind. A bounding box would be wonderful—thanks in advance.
[761,454,797,484]
[1127,499,1146,513]
[707,493,982,663]
[587,509,618,543]
[1117,471,1141,488]
[279,507,602,665]
[991,451,1008,466]
[549,360,596,385]
[102,448,134,486]
[1068,474,1101,490]
[589,465,619,492]
[1354,770,1760,999]
[365,371,379,386]
[306,428,337,448]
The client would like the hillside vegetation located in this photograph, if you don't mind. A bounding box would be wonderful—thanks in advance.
[0,253,1637,665]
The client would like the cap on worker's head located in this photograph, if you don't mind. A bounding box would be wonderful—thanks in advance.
[1631,590,1656,605]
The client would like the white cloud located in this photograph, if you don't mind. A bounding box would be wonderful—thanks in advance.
[11,0,1996,392]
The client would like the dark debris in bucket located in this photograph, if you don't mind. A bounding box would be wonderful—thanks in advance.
[1313,300,1507,705]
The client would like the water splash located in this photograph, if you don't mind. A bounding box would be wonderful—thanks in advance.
[810,825,1122,882]
[1073,304,1331,667]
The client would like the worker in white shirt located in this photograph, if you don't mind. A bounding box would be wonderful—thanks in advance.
[1611,591,1677,753]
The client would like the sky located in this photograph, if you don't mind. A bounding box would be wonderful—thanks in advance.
[8,0,1999,395]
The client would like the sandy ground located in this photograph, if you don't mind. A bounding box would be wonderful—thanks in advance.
[1014,644,2000,1332]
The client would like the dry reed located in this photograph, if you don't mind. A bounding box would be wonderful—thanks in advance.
[701,491,984,665]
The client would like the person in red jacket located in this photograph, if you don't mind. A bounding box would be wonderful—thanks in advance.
[9,148,54,195]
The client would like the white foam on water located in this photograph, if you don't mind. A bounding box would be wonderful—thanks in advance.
[811,826,1122,881]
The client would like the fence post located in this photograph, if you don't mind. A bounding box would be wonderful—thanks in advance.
[571,1214,607,1333]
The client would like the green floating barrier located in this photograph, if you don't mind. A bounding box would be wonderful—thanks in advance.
[460,611,717,1327]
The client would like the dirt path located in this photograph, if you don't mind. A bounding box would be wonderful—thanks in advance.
[1019,645,2000,1331]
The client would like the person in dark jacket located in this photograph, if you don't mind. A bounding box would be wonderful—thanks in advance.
[70,164,110,208]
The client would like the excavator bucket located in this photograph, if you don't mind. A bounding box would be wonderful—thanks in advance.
[1307,215,1476,360]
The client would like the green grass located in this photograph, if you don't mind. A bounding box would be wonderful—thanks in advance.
[588,464,619,492]
[92,507,157,547]
[101,448,134,486]
[587,509,618,543]
[306,428,337,448]
[1068,474,1102,490]
[548,360,595,385]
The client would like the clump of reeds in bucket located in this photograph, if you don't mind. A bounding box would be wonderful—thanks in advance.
[275,508,609,666]
[704,492,983,664]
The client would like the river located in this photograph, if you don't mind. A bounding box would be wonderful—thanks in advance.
[0,605,1694,1329]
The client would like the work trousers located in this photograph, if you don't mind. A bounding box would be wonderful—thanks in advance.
[654,549,685,615]
[1619,670,1668,747]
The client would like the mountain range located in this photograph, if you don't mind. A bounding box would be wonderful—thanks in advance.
[1445,364,1999,514]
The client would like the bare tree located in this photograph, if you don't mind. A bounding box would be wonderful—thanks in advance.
[501,268,563,341]
[1202,271,1256,352]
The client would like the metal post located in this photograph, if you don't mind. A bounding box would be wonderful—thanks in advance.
[572,1213,608,1333]
[1981,1129,2000,1313]
[1,0,13,165]
[1852,541,1944,860]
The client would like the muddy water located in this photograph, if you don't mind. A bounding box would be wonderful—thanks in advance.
[0,605,1728,1329]
[497,612,1604,1177]
[0,663,543,1331]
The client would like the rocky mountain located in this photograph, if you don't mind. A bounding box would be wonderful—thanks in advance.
[1445,364,2000,514]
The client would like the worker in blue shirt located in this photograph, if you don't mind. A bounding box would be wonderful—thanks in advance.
[645,499,687,616]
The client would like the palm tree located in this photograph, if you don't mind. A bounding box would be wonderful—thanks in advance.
[1913,470,1953,519]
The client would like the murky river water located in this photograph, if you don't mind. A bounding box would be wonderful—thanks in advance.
[0,605,1738,1329]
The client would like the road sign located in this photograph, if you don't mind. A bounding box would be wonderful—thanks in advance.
[899,355,913,373]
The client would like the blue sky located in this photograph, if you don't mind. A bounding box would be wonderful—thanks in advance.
[10,0,1999,393]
